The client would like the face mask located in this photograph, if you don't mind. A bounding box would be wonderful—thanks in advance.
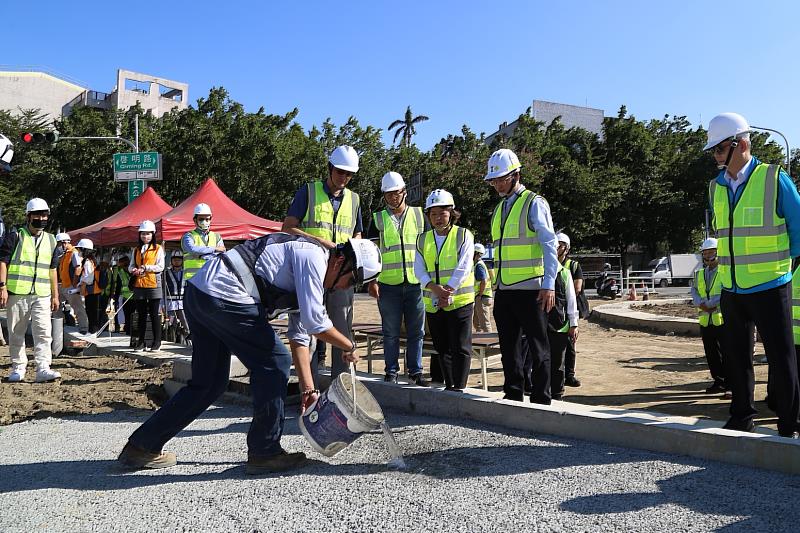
[30,218,46,229]
[197,220,211,231]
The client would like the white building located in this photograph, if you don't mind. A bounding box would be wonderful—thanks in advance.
[486,100,605,144]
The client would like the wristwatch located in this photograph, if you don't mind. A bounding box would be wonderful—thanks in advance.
[0,282,6,288]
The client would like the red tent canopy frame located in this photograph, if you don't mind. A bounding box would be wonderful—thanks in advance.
[69,187,172,247]
[157,178,281,242]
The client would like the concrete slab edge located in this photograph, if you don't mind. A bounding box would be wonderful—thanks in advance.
[590,298,700,336]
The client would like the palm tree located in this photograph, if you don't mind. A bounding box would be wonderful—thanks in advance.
[388,106,429,147]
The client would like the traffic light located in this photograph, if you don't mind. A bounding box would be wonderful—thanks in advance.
[20,131,59,146]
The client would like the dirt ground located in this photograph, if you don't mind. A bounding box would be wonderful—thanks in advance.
[0,296,775,429]
[638,302,697,319]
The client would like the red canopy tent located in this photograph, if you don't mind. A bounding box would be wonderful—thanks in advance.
[157,178,281,242]
[69,187,173,247]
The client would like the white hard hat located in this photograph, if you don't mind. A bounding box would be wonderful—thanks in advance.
[701,237,718,251]
[55,232,71,242]
[485,148,522,181]
[138,220,156,233]
[75,238,94,251]
[474,243,486,256]
[703,112,751,151]
[556,232,571,248]
[329,145,360,173]
[171,249,184,258]
[193,203,212,216]
[346,238,382,284]
[381,171,406,192]
[425,189,455,210]
[26,197,49,214]
[0,133,13,171]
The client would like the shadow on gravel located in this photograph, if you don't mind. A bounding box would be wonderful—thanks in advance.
[560,467,800,532]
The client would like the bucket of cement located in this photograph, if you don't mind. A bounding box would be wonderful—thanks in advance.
[299,372,384,457]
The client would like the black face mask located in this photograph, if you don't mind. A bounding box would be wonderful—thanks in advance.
[30,218,46,229]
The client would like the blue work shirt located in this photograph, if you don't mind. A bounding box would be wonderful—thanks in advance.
[709,156,800,294]
[287,181,364,235]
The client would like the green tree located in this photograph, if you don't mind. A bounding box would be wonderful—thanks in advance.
[388,106,429,148]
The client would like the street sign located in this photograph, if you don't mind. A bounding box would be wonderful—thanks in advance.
[114,152,161,181]
[128,180,146,203]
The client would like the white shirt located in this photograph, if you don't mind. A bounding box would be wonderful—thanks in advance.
[414,226,474,291]
[189,237,333,346]
[79,258,95,286]
[725,155,754,194]
[564,268,578,328]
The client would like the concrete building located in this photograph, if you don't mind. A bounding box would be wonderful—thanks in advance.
[0,67,188,123]
[485,100,605,145]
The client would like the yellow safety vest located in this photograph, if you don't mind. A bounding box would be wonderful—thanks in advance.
[417,226,475,313]
[373,206,424,285]
[7,227,55,297]
[792,266,800,345]
[301,181,360,244]
[695,267,724,327]
[490,189,544,286]
[183,229,220,281]
[710,164,790,290]
[474,259,493,297]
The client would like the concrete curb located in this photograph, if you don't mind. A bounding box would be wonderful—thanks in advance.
[166,358,800,476]
[590,298,700,336]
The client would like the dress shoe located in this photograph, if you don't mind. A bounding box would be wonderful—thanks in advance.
[564,376,581,387]
[246,450,306,475]
[722,418,755,433]
[409,373,429,387]
[705,382,727,394]
[118,442,177,469]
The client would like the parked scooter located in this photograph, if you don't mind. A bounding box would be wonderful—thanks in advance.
[595,264,621,299]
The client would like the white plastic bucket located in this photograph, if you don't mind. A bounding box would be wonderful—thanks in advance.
[299,373,384,457]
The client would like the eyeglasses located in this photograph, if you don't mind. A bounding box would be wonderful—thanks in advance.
[710,141,734,155]
[487,172,517,185]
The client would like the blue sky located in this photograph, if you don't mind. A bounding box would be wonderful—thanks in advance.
[6,1,800,153]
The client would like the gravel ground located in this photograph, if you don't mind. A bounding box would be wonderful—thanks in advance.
[1,404,798,533]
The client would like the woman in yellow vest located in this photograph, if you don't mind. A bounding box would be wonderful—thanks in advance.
[414,189,475,391]
[130,220,165,352]
[691,238,727,395]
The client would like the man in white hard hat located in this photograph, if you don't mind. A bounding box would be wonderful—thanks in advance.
[706,112,800,438]
[367,171,427,385]
[56,232,89,333]
[691,237,727,395]
[181,203,225,283]
[282,145,363,381]
[556,232,588,388]
[472,243,493,333]
[118,234,381,474]
[0,198,61,382]
[485,148,559,405]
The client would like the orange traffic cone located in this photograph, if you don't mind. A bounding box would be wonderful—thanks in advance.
[628,284,637,301]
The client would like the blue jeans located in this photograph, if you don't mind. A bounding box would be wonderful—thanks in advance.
[129,284,292,457]
[377,282,425,376]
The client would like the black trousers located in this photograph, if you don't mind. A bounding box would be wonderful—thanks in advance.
[426,304,473,389]
[700,323,726,386]
[136,298,162,348]
[548,330,569,399]
[494,289,551,404]
[85,293,100,333]
[720,283,800,433]
[564,336,577,379]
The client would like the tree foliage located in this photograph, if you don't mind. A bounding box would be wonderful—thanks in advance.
[2,89,793,258]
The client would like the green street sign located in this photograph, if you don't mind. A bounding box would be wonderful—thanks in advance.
[128,180,146,203]
[114,152,161,181]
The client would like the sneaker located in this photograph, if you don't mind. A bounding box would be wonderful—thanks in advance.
[246,450,307,475]
[383,373,398,383]
[409,373,429,387]
[133,341,146,352]
[565,376,581,387]
[118,442,177,469]
[35,367,61,383]
[7,365,26,382]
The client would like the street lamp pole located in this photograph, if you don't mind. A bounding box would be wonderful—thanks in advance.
[752,126,791,177]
